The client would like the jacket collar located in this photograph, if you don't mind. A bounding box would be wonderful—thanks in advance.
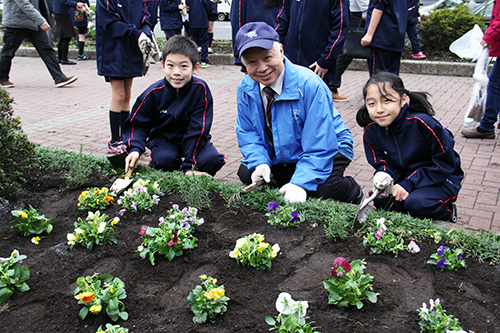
[162,76,194,95]
[387,103,409,134]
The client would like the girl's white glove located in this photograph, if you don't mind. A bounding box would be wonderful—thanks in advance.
[279,183,307,203]
[372,171,394,198]
[251,164,271,183]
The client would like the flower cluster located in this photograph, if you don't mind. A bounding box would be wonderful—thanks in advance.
[137,204,204,265]
[67,211,119,250]
[187,274,230,324]
[229,233,280,271]
[74,273,128,322]
[10,205,53,237]
[418,298,463,332]
[362,218,405,257]
[323,257,378,309]
[0,250,30,304]
[78,187,115,212]
[265,292,321,333]
[427,246,468,271]
[117,178,162,214]
[265,201,302,227]
[96,324,129,333]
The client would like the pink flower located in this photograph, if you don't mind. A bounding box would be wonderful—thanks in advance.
[407,241,421,254]
[139,225,148,236]
[375,227,384,239]
[331,257,351,277]
[168,230,179,247]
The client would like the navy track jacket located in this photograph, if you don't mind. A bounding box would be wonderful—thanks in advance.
[95,0,152,78]
[159,0,182,30]
[185,0,212,28]
[123,76,215,172]
[362,105,463,195]
[278,0,350,70]
[366,0,407,52]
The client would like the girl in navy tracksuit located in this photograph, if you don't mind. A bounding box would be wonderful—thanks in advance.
[72,0,90,60]
[95,0,152,154]
[356,72,463,222]
[186,0,212,65]
[230,0,285,67]
[361,0,407,75]
[278,0,349,90]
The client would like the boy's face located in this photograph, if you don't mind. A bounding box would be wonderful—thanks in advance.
[162,53,199,89]
[241,43,284,86]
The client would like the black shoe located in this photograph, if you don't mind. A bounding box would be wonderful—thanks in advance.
[60,60,76,65]
[449,202,457,223]
[352,187,364,205]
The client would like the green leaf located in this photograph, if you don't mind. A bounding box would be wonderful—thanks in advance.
[17,282,30,292]
[79,306,89,320]
[265,316,276,326]
[118,311,129,320]
[367,291,378,303]
[0,287,14,304]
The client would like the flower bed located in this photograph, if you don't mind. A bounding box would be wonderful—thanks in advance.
[0,169,499,332]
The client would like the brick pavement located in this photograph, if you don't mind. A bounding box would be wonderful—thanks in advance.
[6,56,499,232]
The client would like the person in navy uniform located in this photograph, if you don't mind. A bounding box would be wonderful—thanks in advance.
[123,35,225,176]
[361,0,407,75]
[357,72,463,222]
[159,0,188,39]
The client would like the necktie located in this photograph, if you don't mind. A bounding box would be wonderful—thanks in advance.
[263,86,275,142]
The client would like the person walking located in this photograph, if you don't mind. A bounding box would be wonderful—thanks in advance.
[53,0,85,65]
[461,1,500,139]
[73,0,90,60]
[407,0,426,59]
[0,0,78,87]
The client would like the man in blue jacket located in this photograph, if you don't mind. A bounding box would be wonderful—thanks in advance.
[278,0,349,101]
[234,22,362,204]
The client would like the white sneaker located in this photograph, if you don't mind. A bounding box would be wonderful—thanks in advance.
[208,47,213,54]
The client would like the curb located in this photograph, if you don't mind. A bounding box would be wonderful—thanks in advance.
[12,47,479,78]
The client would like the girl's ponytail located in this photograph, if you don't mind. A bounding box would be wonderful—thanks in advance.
[356,105,372,127]
[406,91,435,116]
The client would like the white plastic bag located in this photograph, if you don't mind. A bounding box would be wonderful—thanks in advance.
[449,24,484,61]
[464,47,490,127]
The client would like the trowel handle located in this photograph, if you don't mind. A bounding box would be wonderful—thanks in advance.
[125,166,134,179]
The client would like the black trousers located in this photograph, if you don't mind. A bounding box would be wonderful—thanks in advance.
[237,152,361,204]
[0,27,65,83]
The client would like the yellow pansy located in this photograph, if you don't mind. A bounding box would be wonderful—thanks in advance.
[111,217,119,226]
[203,288,225,301]
[257,242,270,253]
[89,305,102,314]
[17,211,28,219]
[229,249,241,258]
[31,236,41,244]
[75,292,96,304]
[235,237,247,248]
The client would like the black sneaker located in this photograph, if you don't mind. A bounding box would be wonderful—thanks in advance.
[449,202,457,223]
[352,187,364,204]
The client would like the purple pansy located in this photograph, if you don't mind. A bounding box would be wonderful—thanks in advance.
[437,258,447,269]
[437,246,449,257]
[289,210,301,223]
[268,201,280,212]
[139,225,148,236]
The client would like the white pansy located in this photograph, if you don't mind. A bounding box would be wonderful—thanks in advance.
[235,237,247,248]
[97,222,106,234]
[75,228,84,234]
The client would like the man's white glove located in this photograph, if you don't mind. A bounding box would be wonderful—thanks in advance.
[251,164,271,183]
[372,171,394,198]
[279,183,307,203]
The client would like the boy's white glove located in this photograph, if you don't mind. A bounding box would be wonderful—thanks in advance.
[251,164,271,183]
[279,183,307,203]
[372,171,394,198]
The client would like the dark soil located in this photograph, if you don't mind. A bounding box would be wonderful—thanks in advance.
[1,169,499,332]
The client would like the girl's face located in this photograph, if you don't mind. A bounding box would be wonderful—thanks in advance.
[365,83,408,127]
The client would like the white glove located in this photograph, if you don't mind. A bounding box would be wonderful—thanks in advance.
[138,32,151,50]
[279,183,307,203]
[251,164,271,183]
[373,171,394,198]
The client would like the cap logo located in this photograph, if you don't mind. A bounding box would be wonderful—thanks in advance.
[244,30,258,38]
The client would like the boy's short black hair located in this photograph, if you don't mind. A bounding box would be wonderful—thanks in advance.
[161,35,199,67]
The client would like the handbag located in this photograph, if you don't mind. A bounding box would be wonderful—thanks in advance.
[342,20,370,59]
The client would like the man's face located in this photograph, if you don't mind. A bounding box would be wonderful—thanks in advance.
[162,53,198,89]
[241,43,285,86]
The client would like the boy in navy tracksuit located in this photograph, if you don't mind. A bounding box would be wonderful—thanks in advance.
[186,0,212,67]
[123,35,225,176]
[361,0,407,75]
[278,0,349,93]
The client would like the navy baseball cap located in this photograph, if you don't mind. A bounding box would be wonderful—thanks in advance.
[235,22,280,58]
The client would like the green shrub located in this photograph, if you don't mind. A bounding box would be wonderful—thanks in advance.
[0,89,37,196]
[420,4,486,53]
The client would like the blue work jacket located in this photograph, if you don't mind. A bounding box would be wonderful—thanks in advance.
[123,76,215,172]
[362,105,463,195]
[95,0,152,78]
[235,57,354,192]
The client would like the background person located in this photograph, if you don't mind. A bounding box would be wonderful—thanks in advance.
[96,0,152,154]
[0,0,78,88]
[234,22,362,204]
[407,0,426,59]
[159,0,187,39]
[72,0,90,60]
[52,0,85,64]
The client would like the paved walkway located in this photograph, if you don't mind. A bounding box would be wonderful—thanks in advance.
[7,56,500,233]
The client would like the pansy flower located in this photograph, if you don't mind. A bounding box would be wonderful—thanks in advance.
[289,211,300,223]
[437,246,449,257]
[437,258,447,269]
[331,257,351,277]
[268,201,280,212]
[168,230,179,247]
